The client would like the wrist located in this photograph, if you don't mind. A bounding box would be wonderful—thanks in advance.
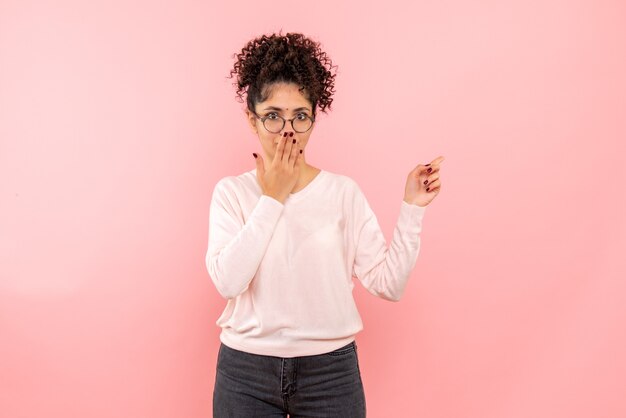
[264,192,287,204]
[403,197,426,207]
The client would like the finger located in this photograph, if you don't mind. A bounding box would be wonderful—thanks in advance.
[294,142,304,168]
[426,180,441,192]
[274,134,288,164]
[425,162,443,174]
[283,133,294,162]
[289,137,299,166]
[429,155,445,165]
[283,135,296,165]
[423,174,439,186]
[294,148,303,168]
[415,163,432,176]
[426,178,440,188]
[274,132,288,146]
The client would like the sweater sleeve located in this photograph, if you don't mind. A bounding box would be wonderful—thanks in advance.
[351,185,427,302]
[205,178,284,299]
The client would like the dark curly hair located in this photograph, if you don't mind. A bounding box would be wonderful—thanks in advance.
[227,30,338,119]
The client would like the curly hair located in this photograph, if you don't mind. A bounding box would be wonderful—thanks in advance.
[227,30,338,118]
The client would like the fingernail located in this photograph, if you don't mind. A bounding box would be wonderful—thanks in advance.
[289,132,294,137]
[423,180,428,185]
[427,168,432,173]
[300,149,303,154]
[426,187,430,191]
[426,164,431,166]
[252,152,257,158]
[292,138,296,144]
[283,132,288,137]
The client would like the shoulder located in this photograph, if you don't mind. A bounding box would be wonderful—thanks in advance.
[318,170,368,208]
[213,169,259,195]
[326,170,366,197]
[320,169,360,190]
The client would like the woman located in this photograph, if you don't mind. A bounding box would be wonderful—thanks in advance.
[207,31,444,417]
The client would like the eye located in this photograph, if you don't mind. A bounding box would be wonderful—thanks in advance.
[297,113,308,119]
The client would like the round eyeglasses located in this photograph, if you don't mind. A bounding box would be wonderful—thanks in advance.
[252,110,315,134]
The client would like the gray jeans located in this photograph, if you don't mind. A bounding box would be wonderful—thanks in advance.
[213,340,366,417]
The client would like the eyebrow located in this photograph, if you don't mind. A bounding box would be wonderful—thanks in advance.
[263,106,310,113]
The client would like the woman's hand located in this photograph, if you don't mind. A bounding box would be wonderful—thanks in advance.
[403,156,445,207]
[253,132,303,204]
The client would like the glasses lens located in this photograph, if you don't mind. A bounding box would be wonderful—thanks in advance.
[264,117,283,133]
[293,116,312,133]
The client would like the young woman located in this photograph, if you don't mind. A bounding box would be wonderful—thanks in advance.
[207,30,444,417]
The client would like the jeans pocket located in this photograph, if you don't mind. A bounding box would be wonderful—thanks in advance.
[325,341,356,356]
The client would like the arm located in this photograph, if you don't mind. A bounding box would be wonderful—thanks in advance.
[205,179,284,299]
[351,186,427,302]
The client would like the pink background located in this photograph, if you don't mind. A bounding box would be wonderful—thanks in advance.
[1,1,625,417]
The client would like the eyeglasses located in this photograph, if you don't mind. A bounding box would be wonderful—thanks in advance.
[252,110,315,134]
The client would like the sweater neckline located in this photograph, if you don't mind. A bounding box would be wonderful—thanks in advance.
[288,169,326,201]
[251,168,327,202]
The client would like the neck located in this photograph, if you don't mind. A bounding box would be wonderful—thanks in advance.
[291,163,319,193]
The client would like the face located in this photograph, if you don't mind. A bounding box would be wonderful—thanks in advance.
[246,82,316,163]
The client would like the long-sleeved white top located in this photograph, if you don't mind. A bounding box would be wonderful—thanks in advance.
[206,168,427,358]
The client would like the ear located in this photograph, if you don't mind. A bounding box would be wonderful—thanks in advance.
[246,109,259,135]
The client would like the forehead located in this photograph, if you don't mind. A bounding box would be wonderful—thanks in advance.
[258,83,311,111]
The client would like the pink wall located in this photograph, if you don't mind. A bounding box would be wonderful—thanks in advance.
[1,1,625,417]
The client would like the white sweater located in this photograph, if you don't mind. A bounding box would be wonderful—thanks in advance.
[206,168,427,358]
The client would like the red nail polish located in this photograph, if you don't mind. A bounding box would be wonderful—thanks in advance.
[283,132,288,137]
[292,138,296,144]
[300,149,303,154]
[427,168,432,173]
[289,132,294,137]
[423,180,428,185]
[252,152,257,158]
[426,187,430,191]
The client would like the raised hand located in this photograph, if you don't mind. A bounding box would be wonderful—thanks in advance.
[403,156,445,207]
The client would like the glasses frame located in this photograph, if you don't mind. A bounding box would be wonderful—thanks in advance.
[251,110,316,134]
